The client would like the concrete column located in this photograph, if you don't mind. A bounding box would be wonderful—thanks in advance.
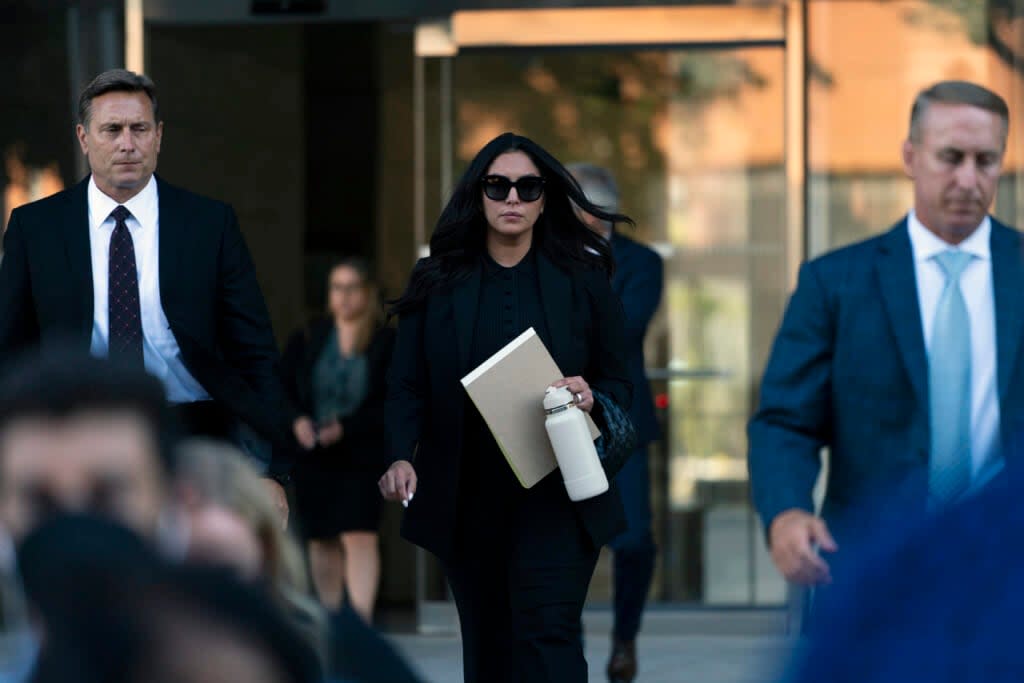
[67,1,124,179]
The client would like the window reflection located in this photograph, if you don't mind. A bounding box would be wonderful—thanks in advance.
[452,46,788,604]
[2,145,63,234]
[423,0,1024,609]
[808,0,1024,253]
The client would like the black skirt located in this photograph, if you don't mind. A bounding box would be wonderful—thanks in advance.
[293,444,383,539]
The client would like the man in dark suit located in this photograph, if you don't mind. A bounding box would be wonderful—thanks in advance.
[748,81,1022,589]
[0,69,295,517]
[569,164,663,683]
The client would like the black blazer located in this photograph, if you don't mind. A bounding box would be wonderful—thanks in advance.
[386,253,633,564]
[0,176,296,475]
[280,319,395,471]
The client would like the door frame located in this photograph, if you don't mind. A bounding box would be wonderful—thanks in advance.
[410,1,808,634]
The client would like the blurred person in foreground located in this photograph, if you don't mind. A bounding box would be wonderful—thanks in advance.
[567,163,662,683]
[281,257,395,621]
[21,514,319,683]
[0,350,390,683]
[0,68,294,519]
[175,439,323,638]
[783,473,1024,683]
[748,81,1024,595]
[380,132,633,683]
[0,346,174,543]
[174,438,425,683]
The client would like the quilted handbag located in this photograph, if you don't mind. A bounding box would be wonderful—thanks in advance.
[592,388,638,479]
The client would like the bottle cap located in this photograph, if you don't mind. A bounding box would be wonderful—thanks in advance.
[543,385,576,413]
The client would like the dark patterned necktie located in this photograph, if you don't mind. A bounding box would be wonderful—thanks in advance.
[108,205,144,369]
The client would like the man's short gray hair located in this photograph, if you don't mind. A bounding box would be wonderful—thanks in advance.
[566,163,620,214]
[908,80,1008,145]
[78,69,160,129]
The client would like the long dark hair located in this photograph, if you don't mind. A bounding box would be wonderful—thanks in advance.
[389,132,633,316]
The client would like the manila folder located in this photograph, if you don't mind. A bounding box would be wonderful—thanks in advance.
[460,327,599,489]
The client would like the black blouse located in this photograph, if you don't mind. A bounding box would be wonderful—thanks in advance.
[459,249,552,531]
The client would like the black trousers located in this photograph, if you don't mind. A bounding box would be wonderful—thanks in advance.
[444,475,600,683]
[608,446,657,642]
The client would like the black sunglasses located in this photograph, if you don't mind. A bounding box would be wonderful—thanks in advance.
[481,175,546,202]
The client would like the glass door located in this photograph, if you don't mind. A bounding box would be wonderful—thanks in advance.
[412,2,805,630]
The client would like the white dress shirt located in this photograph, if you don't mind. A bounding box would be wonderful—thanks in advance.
[907,210,1002,489]
[87,176,209,403]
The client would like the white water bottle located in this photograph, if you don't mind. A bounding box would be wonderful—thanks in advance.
[543,385,609,501]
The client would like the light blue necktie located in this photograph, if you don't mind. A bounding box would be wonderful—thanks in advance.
[928,250,974,505]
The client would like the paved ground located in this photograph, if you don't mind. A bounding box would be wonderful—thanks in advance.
[387,633,791,683]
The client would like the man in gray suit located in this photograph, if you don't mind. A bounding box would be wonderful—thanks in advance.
[748,80,1022,587]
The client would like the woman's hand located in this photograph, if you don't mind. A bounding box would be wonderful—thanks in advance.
[293,416,317,450]
[379,460,417,505]
[552,376,595,413]
[317,418,344,447]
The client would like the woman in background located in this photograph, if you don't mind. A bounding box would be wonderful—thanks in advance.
[281,257,395,622]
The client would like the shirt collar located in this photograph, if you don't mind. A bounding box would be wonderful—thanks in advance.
[483,245,536,279]
[907,210,990,263]
[87,175,158,230]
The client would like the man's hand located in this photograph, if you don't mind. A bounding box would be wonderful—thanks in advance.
[317,419,343,447]
[292,417,317,450]
[379,460,417,505]
[261,477,290,530]
[769,509,838,585]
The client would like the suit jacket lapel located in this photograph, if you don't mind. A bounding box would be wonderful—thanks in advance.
[537,252,572,372]
[990,219,1024,402]
[451,263,481,376]
[156,177,185,314]
[62,178,94,342]
[876,220,929,404]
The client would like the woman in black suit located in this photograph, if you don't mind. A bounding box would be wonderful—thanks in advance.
[281,257,395,622]
[379,133,633,682]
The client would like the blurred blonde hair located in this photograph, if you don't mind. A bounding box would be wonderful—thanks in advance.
[174,438,327,657]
